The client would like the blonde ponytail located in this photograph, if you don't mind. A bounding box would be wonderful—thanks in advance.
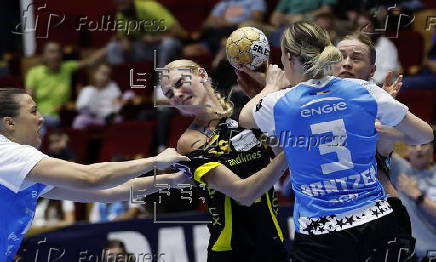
[306,45,342,78]
[281,21,342,78]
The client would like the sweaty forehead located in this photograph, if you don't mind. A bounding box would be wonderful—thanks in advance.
[337,39,370,55]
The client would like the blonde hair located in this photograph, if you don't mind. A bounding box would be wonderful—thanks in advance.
[165,60,233,117]
[281,21,342,78]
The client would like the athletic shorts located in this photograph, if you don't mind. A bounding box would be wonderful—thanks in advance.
[291,197,416,262]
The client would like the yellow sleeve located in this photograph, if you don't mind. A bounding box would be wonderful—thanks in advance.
[194,162,222,184]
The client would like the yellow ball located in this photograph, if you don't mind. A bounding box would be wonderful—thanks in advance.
[226,27,270,70]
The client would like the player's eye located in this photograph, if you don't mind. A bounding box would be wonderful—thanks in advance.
[174,78,183,89]
[164,89,174,99]
[352,55,362,61]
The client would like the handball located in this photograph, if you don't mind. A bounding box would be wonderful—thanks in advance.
[226,27,270,71]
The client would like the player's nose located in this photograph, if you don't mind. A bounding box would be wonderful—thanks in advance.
[342,57,352,68]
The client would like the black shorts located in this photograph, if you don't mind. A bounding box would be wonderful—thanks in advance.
[291,198,416,262]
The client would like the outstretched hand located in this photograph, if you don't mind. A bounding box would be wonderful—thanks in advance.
[382,71,403,98]
[154,148,190,170]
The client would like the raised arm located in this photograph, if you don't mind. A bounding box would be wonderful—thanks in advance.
[394,113,434,145]
[239,64,289,128]
[367,83,433,146]
[28,148,190,191]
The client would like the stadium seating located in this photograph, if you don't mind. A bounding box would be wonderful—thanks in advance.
[99,120,156,162]
[390,30,425,74]
[397,89,435,122]
[166,115,194,148]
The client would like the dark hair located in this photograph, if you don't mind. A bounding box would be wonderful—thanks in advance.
[0,88,27,118]
[343,32,376,65]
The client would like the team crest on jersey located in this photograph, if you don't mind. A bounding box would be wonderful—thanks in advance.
[230,129,259,151]
[255,99,263,111]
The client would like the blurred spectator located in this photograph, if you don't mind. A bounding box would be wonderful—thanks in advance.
[46,130,76,160]
[89,201,145,222]
[25,42,106,129]
[32,199,75,227]
[270,0,336,27]
[402,31,436,89]
[73,63,122,129]
[107,0,186,67]
[33,131,76,226]
[390,134,436,260]
[206,0,266,27]
[314,13,339,44]
[355,12,401,84]
[183,0,267,57]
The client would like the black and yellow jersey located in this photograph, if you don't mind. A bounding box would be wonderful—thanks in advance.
[183,118,288,262]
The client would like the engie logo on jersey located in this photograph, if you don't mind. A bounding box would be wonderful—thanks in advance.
[301,101,347,118]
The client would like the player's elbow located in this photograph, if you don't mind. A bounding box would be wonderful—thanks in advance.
[75,165,107,190]
[420,125,434,144]
[408,126,434,145]
[233,182,257,206]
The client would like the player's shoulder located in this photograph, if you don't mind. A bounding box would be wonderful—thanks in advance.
[176,129,208,156]
[259,88,291,107]
[339,77,377,89]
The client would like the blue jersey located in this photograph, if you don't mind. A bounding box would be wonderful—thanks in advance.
[0,135,52,261]
[253,77,409,234]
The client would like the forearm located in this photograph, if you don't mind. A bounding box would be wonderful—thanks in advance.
[239,85,277,128]
[108,173,183,202]
[237,152,287,205]
[44,173,183,203]
[88,158,156,190]
[79,48,106,68]
[395,112,434,145]
[306,5,331,17]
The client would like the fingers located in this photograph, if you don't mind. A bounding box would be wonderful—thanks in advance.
[394,75,403,89]
[384,71,393,86]
[391,74,403,98]
[175,156,191,162]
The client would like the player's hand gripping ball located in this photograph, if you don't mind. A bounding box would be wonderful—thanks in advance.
[226,27,270,71]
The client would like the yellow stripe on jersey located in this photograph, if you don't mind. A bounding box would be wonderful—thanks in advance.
[266,193,284,242]
[194,162,222,184]
[212,196,233,251]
